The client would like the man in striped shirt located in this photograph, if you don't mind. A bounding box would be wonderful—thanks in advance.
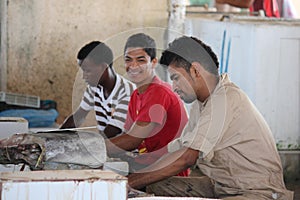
[60,41,135,138]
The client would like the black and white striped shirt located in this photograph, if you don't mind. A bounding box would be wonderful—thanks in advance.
[80,74,135,133]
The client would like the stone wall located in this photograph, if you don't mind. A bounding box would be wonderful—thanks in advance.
[1,0,169,125]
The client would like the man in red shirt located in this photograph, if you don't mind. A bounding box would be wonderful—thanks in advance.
[105,33,189,176]
[215,0,280,17]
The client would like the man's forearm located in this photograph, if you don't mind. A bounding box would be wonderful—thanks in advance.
[60,115,76,128]
[60,108,88,129]
[106,121,156,156]
[106,134,143,156]
[128,147,198,189]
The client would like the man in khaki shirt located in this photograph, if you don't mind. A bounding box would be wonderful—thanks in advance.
[127,36,293,199]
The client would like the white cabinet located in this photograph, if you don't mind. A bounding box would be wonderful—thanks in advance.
[185,16,300,148]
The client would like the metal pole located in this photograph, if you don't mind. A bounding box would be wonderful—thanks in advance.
[167,0,187,44]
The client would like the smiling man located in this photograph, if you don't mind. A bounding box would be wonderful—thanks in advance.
[60,41,135,138]
[105,33,189,176]
[127,36,293,199]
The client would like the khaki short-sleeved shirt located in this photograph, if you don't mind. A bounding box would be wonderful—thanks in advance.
[168,74,293,199]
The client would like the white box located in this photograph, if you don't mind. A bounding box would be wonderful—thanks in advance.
[0,117,28,139]
[0,170,128,200]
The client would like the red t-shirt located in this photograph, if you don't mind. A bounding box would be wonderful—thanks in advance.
[250,0,280,18]
[124,76,189,176]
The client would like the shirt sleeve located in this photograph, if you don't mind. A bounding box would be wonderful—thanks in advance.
[79,86,95,111]
[124,93,135,132]
[180,87,232,161]
[167,138,183,153]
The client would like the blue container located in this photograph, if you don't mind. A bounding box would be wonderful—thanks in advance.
[0,109,58,128]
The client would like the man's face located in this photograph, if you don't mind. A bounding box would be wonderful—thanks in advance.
[79,58,107,87]
[124,47,155,86]
[168,63,197,104]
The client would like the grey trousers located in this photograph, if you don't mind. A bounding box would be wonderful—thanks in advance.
[146,176,215,198]
[145,176,270,200]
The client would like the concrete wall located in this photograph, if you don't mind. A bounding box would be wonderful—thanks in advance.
[185,16,300,148]
[1,0,169,124]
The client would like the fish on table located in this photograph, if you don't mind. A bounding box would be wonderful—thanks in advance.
[0,130,107,170]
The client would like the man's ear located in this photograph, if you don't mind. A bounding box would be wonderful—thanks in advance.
[190,62,202,78]
[151,57,158,69]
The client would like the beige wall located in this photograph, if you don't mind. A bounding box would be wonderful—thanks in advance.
[2,0,168,125]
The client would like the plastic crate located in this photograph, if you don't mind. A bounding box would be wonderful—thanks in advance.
[0,91,40,108]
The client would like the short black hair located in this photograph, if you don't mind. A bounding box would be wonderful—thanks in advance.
[160,36,219,76]
[124,33,156,60]
[77,41,113,68]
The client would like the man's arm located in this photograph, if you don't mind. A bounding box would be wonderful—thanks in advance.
[105,121,158,156]
[103,125,122,138]
[128,147,199,189]
[60,107,88,129]
[61,108,124,138]
[215,0,254,8]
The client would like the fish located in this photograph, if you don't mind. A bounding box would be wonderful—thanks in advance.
[0,131,107,170]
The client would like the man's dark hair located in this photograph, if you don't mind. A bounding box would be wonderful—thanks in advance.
[77,41,113,68]
[160,36,219,76]
[124,33,156,60]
